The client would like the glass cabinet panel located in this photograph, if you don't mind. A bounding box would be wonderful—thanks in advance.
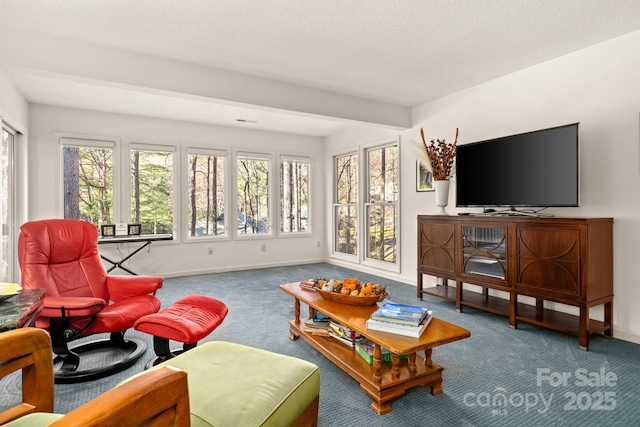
[462,226,506,279]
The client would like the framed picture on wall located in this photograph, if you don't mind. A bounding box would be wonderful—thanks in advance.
[416,160,434,192]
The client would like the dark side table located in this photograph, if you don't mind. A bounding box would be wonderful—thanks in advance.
[0,288,46,331]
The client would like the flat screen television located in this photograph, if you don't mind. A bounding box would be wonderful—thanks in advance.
[455,123,579,210]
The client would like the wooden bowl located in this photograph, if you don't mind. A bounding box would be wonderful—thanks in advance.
[316,289,382,306]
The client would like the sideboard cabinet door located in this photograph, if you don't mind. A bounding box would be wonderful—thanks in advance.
[418,220,455,274]
[515,226,581,301]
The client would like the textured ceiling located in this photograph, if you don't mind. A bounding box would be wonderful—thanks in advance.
[2,0,640,136]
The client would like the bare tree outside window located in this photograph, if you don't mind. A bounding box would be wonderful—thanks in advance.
[187,151,225,237]
[62,145,113,226]
[366,145,398,263]
[280,158,309,233]
[237,154,270,234]
[334,153,358,255]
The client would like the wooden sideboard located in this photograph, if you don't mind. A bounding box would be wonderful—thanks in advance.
[417,215,613,350]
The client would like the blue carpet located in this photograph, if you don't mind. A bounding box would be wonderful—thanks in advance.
[2,263,639,426]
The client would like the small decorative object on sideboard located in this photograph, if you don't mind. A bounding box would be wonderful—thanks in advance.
[418,127,458,214]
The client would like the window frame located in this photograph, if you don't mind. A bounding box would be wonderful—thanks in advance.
[330,137,401,272]
[58,133,120,226]
[331,148,359,262]
[362,138,400,272]
[279,154,312,236]
[234,150,274,239]
[1,124,17,282]
[125,140,178,238]
[183,146,230,241]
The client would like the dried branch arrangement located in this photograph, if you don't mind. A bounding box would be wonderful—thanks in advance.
[420,128,458,181]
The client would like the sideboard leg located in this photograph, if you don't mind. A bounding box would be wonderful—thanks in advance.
[579,304,589,351]
[604,300,614,339]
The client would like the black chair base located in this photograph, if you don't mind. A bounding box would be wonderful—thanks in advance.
[53,337,147,384]
[144,336,197,369]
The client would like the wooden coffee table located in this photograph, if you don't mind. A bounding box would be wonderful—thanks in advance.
[280,282,470,415]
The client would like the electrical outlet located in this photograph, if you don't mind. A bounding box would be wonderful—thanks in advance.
[208,247,214,255]
[261,244,266,252]
[317,241,321,248]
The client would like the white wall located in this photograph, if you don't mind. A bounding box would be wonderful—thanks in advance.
[325,30,640,343]
[28,104,326,278]
[0,70,29,128]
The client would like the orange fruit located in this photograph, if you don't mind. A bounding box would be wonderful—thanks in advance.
[360,283,374,295]
[342,278,360,291]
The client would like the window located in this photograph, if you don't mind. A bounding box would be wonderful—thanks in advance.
[331,139,400,270]
[236,152,271,235]
[365,144,398,264]
[130,145,174,235]
[187,148,226,237]
[280,156,310,233]
[1,126,15,282]
[61,138,115,227]
[333,152,358,256]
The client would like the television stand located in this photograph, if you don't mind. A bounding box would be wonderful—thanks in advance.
[417,215,614,350]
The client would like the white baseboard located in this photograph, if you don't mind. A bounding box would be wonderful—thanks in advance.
[324,258,413,286]
[610,328,640,345]
[161,257,325,279]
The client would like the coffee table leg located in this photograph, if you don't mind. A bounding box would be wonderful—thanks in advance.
[391,354,400,378]
[372,344,382,383]
[408,352,417,373]
[289,299,301,341]
[424,348,433,368]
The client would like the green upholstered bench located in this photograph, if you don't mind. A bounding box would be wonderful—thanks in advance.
[2,336,320,427]
[151,341,320,427]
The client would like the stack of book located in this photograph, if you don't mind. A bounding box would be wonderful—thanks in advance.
[366,302,433,338]
[298,280,317,291]
[354,339,409,364]
[328,320,362,347]
[303,310,331,336]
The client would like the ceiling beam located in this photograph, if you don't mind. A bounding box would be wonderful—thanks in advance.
[0,26,411,130]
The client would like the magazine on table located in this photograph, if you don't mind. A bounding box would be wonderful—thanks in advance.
[366,313,433,338]
[370,301,430,325]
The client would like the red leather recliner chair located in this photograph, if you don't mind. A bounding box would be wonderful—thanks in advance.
[18,219,164,383]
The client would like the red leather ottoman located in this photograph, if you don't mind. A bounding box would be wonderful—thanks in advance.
[134,294,228,367]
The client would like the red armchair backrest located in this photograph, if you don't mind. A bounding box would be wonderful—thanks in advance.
[18,219,109,302]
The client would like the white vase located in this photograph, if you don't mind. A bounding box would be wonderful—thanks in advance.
[434,180,450,215]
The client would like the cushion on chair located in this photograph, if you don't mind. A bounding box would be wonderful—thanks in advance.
[2,413,63,426]
[84,294,162,334]
[151,341,320,427]
[106,275,164,301]
[134,294,228,344]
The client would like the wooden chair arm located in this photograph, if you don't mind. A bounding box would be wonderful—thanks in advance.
[49,366,190,427]
[0,328,54,425]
